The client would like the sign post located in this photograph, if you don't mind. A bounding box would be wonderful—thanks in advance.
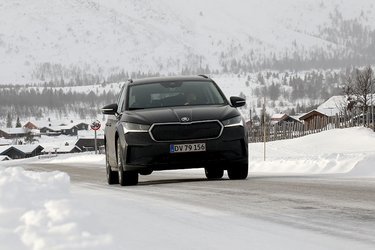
[90,120,101,154]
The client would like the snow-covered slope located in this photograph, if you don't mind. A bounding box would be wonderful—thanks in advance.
[250,127,375,176]
[1,0,375,83]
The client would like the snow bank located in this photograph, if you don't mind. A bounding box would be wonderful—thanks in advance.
[42,153,105,165]
[0,167,112,250]
[250,127,375,177]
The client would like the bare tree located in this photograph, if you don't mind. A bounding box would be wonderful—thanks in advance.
[353,66,373,113]
[341,75,356,112]
[343,66,374,113]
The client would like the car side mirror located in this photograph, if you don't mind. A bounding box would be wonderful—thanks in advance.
[230,96,246,108]
[102,103,118,115]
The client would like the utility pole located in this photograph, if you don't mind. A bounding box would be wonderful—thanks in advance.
[263,96,266,161]
[372,76,374,131]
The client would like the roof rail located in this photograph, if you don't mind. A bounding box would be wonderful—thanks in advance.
[198,74,209,79]
[127,79,133,83]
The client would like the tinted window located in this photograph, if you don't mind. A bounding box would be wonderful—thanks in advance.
[127,81,226,110]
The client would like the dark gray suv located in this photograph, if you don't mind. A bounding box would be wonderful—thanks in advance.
[102,75,248,186]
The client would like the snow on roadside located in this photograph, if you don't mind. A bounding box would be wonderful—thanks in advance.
[250,127,375,177]
[0,167,112,250]
[39,152,105,166]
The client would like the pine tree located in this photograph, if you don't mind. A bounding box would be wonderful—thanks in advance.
[16,117,22,127]
[6,112,12,128]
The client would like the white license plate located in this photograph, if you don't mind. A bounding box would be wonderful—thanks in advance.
[170,143,206,153]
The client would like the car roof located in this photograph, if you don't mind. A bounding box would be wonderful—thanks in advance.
[128,75,212,85]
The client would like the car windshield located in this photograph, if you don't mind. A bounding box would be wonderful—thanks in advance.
[127,81,226,110]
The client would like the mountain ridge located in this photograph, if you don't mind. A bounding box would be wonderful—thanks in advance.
[1,0,374,84]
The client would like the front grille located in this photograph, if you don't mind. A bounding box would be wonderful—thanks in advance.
[150,121,223,141]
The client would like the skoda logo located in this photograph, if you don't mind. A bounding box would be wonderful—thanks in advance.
[181,117,190,122]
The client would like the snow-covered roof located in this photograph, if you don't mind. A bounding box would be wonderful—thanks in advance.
[0,145,10,154]
[271,113,286,120]
[0,144,43,154]
[29,129,41,134]
[0,155,11,161]
[317,95,347,116]
[28,119,90,130]
[42,145,82,153]
[290,114,304,121]
[0,127,28,135]
[12,145,43,154]
[317,94,375,117]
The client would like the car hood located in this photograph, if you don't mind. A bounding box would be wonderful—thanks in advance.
[122,105,240,124]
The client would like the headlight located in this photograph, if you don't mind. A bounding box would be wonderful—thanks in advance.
[222,116,244,127]
[122,122,150,133]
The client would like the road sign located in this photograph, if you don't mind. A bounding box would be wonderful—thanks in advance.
[91,120,101,131]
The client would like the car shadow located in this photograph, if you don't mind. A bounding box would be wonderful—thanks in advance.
[137,177,227,186]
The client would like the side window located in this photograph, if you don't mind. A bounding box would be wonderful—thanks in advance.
[117,84,127,113]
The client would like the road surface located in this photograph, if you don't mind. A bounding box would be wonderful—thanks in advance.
[24,162,375,249]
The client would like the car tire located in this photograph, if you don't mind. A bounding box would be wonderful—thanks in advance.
[227,163,248,180]
[205,167,224,179]
[117,140,139,186]
[106,148,119,185]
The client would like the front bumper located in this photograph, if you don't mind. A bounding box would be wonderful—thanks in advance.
[119,126,248,171]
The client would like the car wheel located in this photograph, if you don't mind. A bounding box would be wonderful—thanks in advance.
[205,167,224,179]
[227,163,248,180]
[117,140,139,186]
[106,147,119,185]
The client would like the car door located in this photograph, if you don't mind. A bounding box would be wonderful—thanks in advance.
[106,84,127,167]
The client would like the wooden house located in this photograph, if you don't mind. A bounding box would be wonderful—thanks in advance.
[299,110,328,130]
[0,145,44,159]
[271,114,302,126]
[23,121,39,130]
[75,138,105,151]
[0,128,28,139]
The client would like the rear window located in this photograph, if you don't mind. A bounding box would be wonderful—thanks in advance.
[127,81,226,110]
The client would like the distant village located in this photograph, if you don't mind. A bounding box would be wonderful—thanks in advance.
[0,119,104,161]
[1,94,374,161]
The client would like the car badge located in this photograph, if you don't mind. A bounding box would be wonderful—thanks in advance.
[181,117,190,122]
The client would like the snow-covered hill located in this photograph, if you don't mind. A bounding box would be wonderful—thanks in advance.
[1,0,375,84]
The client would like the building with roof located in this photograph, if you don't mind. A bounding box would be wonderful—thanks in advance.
[0,128,28,139]
[0,145,44,159]
[270,113,302,126]
[39,122,89,136]
[316,95,347,117]
[23,121,39,130]
[299,110,329,130]
[42,145,82,154]
[75,138,104,152]
[0,127,40,140]
[39,126,62,136]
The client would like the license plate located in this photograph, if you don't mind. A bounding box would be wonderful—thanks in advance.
[170,143,206,153]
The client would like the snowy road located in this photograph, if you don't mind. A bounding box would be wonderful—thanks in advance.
[25,163,375,249]
[3,128,375,249]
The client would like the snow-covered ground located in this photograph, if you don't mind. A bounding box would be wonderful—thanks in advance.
[250,127,375,177]
[1,127,375,249]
